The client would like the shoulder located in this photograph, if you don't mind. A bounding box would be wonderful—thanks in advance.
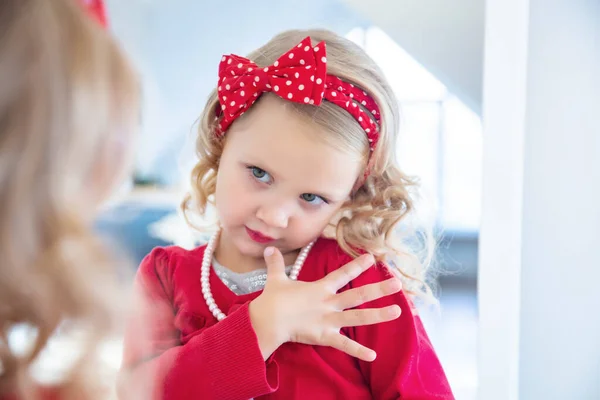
[139,244,206,268]
[309,236,349,265]
[304,237,348,276]
[307,237,394,286]
[141,244,206,264]
[135,244,207,290]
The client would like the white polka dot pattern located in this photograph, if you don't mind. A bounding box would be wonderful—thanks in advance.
[322,75,381,151]
[215,36,381,152]
[217,37,327,133]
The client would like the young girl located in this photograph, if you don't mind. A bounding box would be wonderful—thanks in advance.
[119,30,454,399]
[0,0,139,399]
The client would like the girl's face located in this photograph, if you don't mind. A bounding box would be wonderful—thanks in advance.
[215,94,363,260]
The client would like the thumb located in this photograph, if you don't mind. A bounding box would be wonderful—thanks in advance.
[263,246,287,281]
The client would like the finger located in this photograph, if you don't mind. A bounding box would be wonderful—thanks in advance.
[337,305,401,327]
[322,254,375,291]
[322,333,377,362]
[334,278,402,310]
[263,246,287,281]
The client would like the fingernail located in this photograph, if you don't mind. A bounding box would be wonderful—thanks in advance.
[368,350,377,361]
[388,305,401,317]
[362,254,374,267]
[264,247,274,257]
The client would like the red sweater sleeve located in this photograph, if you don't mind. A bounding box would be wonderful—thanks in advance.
[345,262,455,400]
[117,248,279,400]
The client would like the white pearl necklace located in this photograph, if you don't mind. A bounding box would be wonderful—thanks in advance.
[201,228,315,321]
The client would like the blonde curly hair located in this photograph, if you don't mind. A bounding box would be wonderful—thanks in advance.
[183,29,436,302]
[0,0,139,398]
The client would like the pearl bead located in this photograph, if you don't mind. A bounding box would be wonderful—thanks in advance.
[200,228,314,321]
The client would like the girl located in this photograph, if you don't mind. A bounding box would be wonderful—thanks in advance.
[119,30,454,399]
[0,0,139,399]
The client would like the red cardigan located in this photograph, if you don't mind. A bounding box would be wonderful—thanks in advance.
[118,238,454,400]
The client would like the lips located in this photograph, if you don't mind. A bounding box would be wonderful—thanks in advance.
[245,226,276,244]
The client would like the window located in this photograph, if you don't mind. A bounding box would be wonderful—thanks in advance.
[347,27,482,232]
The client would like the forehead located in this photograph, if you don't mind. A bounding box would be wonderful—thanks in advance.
[222,95,362,197]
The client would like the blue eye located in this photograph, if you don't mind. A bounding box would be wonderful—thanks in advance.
[249,166,272,184]
[301,193,326,205]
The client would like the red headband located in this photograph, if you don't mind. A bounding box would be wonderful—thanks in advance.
[215,37,381,152]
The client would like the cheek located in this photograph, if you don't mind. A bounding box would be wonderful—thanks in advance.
[291,207,341,241]
[215,168,254,221]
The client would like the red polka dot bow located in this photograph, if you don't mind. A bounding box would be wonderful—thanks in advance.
[217,37,327,132]
[216,37,381,152]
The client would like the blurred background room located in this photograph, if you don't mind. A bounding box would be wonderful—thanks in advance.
[17,0,598,399]
[94,1,483,398]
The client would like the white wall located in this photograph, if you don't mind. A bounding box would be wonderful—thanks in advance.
[519,0,600,397]
[479,0,600,398]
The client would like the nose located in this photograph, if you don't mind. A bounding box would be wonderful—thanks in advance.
[256,203,290,229]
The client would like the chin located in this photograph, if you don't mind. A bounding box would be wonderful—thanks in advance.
[234,234,268,258]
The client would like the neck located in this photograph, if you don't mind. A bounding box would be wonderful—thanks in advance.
[214,230,300,273]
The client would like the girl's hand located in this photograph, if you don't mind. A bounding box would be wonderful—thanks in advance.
[249,246,402,362]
